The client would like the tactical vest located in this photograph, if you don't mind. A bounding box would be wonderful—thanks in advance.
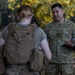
[4,23,36,64]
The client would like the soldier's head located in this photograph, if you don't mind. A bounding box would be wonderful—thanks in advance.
[51,3,65,22]
[17,5,34,24]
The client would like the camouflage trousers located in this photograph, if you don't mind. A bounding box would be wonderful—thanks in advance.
[45,63,75,75]
[4,64,40,75]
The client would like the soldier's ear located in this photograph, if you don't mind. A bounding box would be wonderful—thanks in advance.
[62,10,64,14]
[16,14,21,21]
[17,14,20,19]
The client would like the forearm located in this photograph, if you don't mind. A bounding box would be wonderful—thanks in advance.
[40,39,52,61]
[0,46,5,75]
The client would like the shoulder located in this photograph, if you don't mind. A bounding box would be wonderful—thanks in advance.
[44,21,54,29]
[45,22,54,27]
[1,26,8,34]
[65,19,74,23]
[43,21,54,34]
[1,26,9,40]
[34,27,47,40]
[65,19,75,25]
[35,27,45,34]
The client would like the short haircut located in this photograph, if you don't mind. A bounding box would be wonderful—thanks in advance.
[51,3,63,10]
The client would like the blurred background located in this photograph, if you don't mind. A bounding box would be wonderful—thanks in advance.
[0,0,75,29]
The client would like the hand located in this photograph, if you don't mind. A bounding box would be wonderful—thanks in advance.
[64,40,74,47]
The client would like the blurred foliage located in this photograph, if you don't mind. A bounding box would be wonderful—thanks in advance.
[2,0,75,27]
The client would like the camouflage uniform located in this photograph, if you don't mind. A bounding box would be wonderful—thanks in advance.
[4,64,39,75]
[44,19,75,75]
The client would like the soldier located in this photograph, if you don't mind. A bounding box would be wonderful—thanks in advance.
[0,5,52,75]
[44,3,75,75]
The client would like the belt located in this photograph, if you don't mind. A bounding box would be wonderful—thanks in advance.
[7,63,29,71]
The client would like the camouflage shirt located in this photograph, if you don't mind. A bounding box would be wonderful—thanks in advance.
[44,19,75,63]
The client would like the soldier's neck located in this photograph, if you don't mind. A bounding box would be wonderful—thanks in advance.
[56,18,65,24]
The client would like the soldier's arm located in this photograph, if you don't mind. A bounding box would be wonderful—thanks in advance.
[63,23,75,50]
[40,28,52,61]
[40,39,52,61]
[0,27,8,75]
[0,46,5,75]
[70,23,75,50]
[0,39,5,75]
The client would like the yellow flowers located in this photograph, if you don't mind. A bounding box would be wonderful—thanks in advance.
[8,0,13,2]
[8,4,14,10]
[70,12,74,17]
[16,4,20,8]
[7,0,75,27]
[8,0,16,10]
[8,0,16,4]
[72,8,75,11]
